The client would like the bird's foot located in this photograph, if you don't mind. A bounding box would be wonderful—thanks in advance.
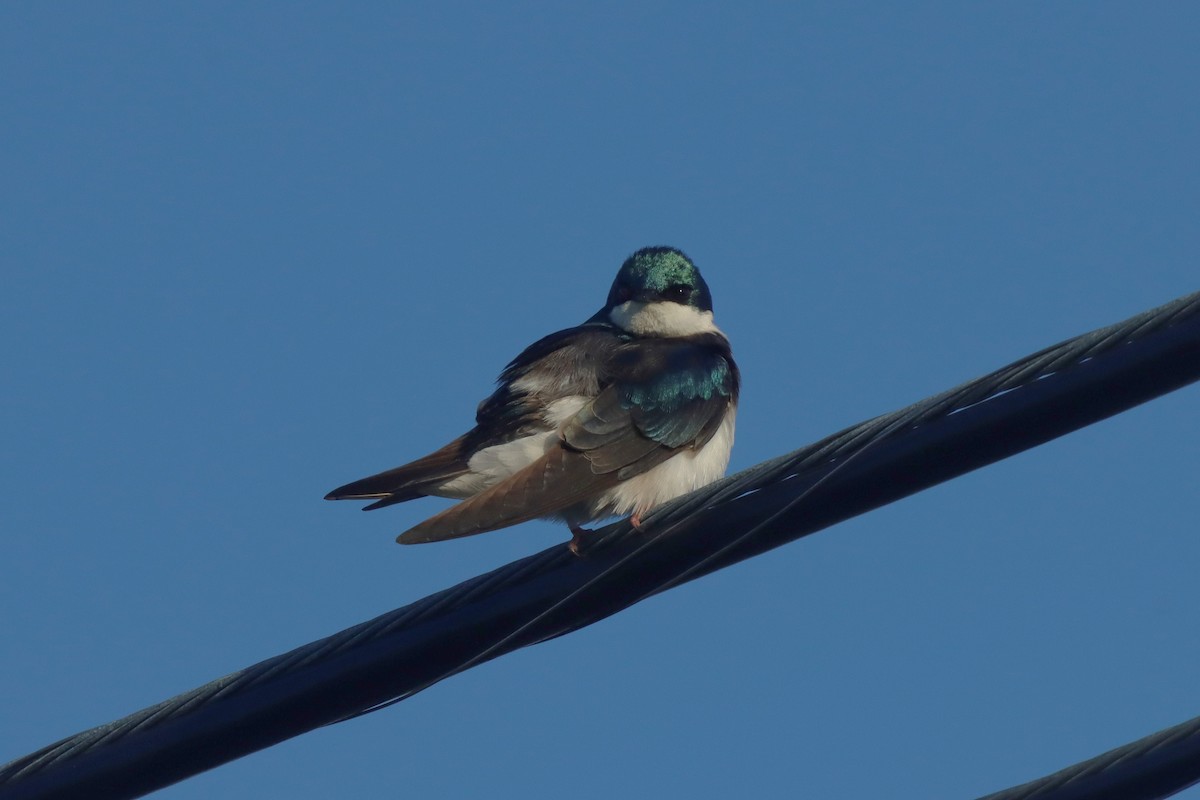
[568,523,592,556]
[630,511,645,529]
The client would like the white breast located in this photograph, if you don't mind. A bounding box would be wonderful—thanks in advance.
[590,404,737,519]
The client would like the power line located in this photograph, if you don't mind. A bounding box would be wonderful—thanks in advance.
[2,290,1199,800]
[976,713,1200,800]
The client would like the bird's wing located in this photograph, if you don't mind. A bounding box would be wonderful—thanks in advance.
[398,334,737,543]
[325,323,624,512]
[462,323,622,453]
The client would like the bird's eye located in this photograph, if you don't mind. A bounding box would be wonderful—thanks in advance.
[617,285,633,302]
[663,284,691,302]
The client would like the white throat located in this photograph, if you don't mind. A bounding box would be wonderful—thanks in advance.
[608,300,720,337]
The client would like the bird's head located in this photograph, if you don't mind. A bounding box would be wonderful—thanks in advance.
[601,247,718,337]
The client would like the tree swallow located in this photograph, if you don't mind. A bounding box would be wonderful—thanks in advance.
[325,246,739,552]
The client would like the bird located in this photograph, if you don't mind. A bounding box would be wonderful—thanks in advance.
[325,246,739,553]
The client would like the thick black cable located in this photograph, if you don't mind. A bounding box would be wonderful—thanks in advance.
[975,713,1200,800]
[2,290,1199,800]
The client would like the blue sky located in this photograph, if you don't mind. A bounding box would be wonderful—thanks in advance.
[2,3,1198,798]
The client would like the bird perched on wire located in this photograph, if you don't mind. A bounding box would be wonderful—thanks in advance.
[325,246,739,553]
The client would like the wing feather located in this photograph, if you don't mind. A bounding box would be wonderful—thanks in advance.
[326,325,623,512]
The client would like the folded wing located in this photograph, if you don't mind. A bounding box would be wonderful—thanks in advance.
[398,333,738,543]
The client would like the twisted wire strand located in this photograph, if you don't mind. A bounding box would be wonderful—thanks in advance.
[975,713,1200,800]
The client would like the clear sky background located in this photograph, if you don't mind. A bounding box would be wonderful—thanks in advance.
[2,4,1198,799]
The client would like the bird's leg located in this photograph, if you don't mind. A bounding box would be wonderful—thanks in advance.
[630,512,644,529]
[568,523,592,556]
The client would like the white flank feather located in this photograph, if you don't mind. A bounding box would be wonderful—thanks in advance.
[433,395,589,498]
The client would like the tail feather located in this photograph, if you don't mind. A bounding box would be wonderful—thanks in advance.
[397,447,617,543]
[325,436,470,509]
